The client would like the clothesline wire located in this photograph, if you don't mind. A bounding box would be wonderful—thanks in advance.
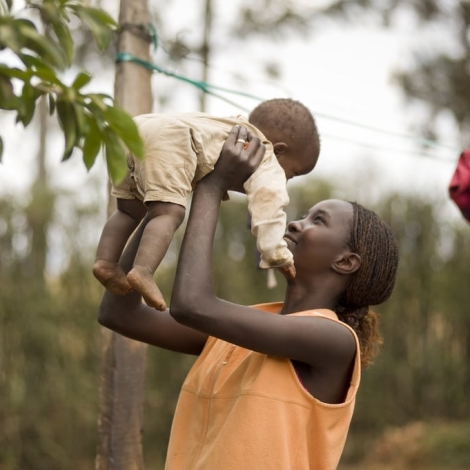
[322,133,455,162]
[115,49,460,159]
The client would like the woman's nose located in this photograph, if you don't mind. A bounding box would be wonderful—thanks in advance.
[287,219,302,232]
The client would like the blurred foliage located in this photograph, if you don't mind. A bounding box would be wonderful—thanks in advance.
[0,191,103,469]
[322,0,470,143]
[341,420,470,470]
[353,194,470,429]
[0,0,144,182]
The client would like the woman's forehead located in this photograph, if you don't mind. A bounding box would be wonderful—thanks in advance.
[308,199,353,216]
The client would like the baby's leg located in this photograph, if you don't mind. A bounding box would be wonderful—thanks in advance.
[127,201,185,310]
[93,198,146,294]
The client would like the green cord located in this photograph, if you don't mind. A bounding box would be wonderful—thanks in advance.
[115,52,263,105]
[115,52,458,153]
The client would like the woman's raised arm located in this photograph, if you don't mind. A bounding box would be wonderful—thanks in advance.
[170,126,355,369]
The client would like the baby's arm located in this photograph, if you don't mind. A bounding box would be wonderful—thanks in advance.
[244,153,296,280]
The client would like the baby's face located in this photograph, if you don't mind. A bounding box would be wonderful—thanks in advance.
[277,149,318,181]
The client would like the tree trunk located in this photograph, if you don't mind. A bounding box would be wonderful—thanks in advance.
[95,1,153,469]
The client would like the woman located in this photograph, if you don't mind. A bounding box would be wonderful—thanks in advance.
[99,125,399,470]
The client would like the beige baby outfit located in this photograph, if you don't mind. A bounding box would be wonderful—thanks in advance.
[112,112,293,269]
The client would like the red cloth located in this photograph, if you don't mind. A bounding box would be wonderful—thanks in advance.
[449,150,470,222]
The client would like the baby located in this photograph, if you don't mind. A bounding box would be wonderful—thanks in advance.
[93,98,320,310]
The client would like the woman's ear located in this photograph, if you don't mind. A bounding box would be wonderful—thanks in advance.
[332,252,361,275]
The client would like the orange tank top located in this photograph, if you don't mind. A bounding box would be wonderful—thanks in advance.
[165,302,361,470]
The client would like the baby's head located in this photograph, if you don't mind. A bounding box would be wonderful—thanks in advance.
[248,98,320,180]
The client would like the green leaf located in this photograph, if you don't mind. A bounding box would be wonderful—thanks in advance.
[86,93,109,112]
[48,93,56,115]
[36,0,74,63]
[56,97,78,160]
[0,20,23,52]
[72,101,88,138]
[50,19,74,66]
[88,92,114,101]
[0,74,18,110]
[0,64,29,81]
[82,115,102,170]
[85,7,117,28]
[103,128,128,184]
[72,7,114,50]
[18,82,41,126]
[103,106,144,159]
[36,0,63,24]
[70,5,118,28]
[72,72,91,91]
[16,19,65,68]
[85,101,106,132]
[18,53,60,84]
[34,68,60,85]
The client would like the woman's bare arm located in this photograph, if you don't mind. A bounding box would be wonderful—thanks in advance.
[170,126,356,367]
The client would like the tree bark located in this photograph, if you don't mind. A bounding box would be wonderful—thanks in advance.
[95,1,153,469]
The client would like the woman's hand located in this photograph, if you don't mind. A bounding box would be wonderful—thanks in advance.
[207,125,266,193]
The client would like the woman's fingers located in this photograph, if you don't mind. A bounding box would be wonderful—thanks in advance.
[244,130,265,169]
[227,125,248,148]
[207,125,266,193]
[236,126,249,148]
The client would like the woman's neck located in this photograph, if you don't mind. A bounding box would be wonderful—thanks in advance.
[280,279,340,315]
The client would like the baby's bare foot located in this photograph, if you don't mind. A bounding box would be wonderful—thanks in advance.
[93,259,133,295]
[127,266,167,311]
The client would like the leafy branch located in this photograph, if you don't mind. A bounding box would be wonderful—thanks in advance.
[0,0,144,183]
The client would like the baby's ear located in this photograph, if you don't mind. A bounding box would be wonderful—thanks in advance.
[273,142,288,157]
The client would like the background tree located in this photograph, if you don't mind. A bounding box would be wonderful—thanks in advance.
[0,1,150,468]
[0,185,104,470]
[95,0,154,468]
[321,0,470,144]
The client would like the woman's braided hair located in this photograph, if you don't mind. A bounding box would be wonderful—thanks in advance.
[335,202,399,368]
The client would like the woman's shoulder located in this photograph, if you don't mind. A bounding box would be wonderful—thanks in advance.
[252,302,338,321]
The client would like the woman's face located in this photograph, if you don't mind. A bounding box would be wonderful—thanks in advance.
[284,199,354,275]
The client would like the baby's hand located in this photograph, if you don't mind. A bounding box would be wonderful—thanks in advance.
[278,264,296,281]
